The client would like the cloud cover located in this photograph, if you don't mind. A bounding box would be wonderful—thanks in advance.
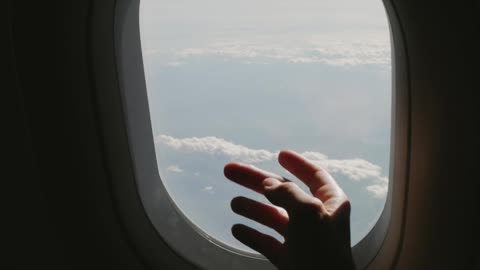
[176,39,390,67]
[156,134,276,163]
[145,33,391,68]
[156,134,388,198]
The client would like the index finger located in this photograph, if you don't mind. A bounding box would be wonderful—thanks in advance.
[224,163,285,194]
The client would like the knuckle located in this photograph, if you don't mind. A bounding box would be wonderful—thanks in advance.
[337,198,351,217]
[265,182,300,207]
[327,198,351,221]
[342,199,351,213]
[275,182,298,195]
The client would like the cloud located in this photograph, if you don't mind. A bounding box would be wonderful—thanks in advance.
[177,42,389,67]
[202,186,213,191]
[165,61,186,67]
[152,33,391,68]
[365,176,388,199]
[366,184,387,199]
[155,134,388,198]
[303,153,389,199]
[202,186,215,194]
[300,152,382,181]
[156,134,275,163]
[166,165,184,173]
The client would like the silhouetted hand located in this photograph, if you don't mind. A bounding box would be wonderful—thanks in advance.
[224,150,355,270]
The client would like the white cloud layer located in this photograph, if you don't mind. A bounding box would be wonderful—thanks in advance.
[156,134,388,198]
[146,33,390,68]
[156,134,276,163]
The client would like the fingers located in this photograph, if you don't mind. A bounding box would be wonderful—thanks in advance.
[262,178,325,215]
[232,224,286,268]
[224,163,284,194]
[278,151,346,208]
[231,196,289,236]
[225,151,348,217]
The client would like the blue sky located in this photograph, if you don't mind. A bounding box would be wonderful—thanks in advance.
[140,0,391,252]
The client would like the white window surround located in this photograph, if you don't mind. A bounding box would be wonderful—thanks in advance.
[87,0,412,269]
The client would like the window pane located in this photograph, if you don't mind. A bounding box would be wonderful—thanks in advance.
[140,0,390,253]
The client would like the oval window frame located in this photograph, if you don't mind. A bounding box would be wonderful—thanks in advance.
[88,0,412,269]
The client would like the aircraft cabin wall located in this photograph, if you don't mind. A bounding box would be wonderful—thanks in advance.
[390,1,479,269]
[4,1,149,269]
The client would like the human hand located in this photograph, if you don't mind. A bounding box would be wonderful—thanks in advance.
[224,150,355,270]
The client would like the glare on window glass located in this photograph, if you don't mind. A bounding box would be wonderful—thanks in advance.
[140,0,391,252]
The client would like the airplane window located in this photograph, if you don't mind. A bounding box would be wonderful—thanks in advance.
[139,0,391,254]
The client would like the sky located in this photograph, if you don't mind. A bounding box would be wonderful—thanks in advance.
[139,0,391,253]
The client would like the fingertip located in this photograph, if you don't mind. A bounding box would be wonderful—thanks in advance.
[278,150,292,160]
[230,196,246,212]
[278,150,298,165]
[231,224,247,236]
[231,225,239,237]
[224,162,240,178]
[223,162,234,175]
